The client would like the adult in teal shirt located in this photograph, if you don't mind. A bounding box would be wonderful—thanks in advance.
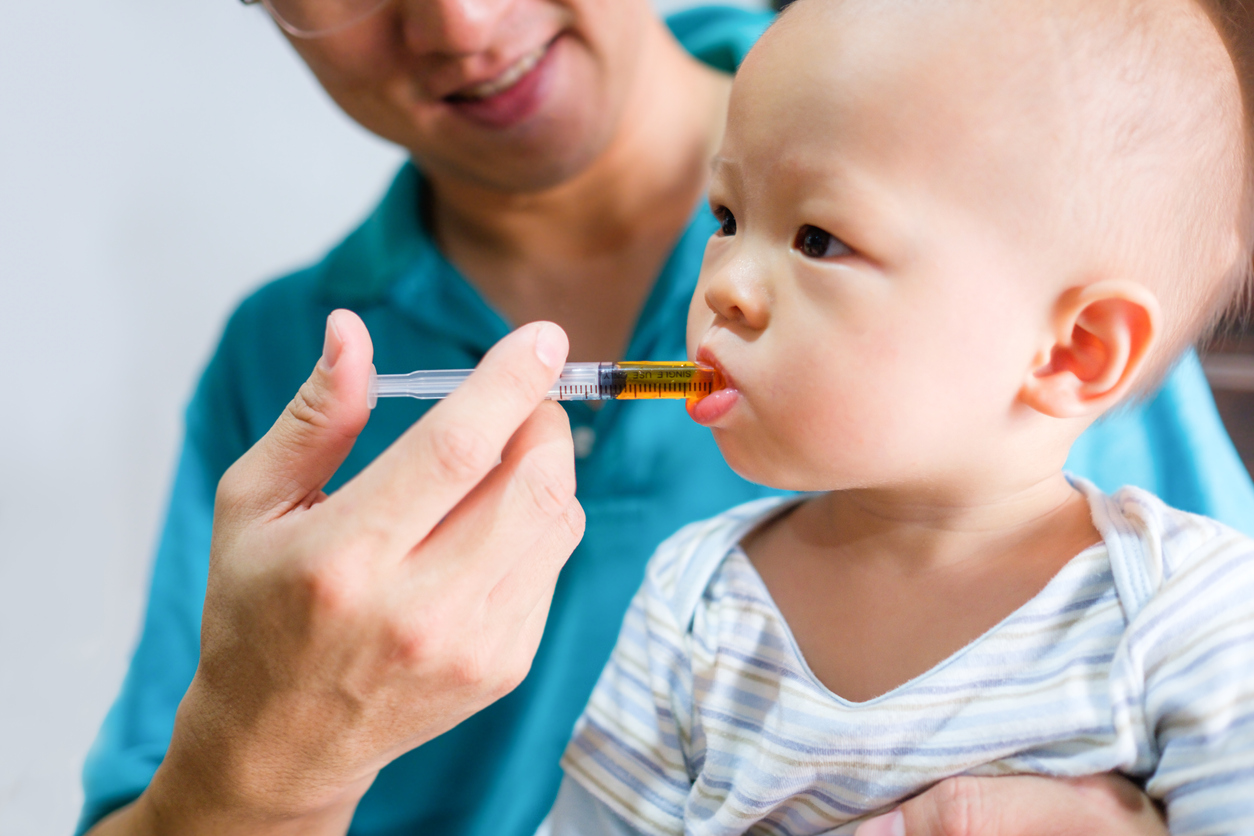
[80,2,1252,836]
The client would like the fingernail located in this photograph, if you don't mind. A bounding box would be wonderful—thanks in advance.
[321,312,343,371]
[856,811,904,836]
[533,322,567,370]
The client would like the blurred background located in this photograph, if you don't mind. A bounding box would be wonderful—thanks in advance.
[0,0,767,832]
[0,0,1249,833]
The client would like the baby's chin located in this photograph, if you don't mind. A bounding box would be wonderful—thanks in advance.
[712,430,840,492]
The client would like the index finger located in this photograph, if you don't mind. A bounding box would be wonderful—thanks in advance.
[330,321,569,552]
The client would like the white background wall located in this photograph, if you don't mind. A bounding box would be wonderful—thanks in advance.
[0,1,766,832]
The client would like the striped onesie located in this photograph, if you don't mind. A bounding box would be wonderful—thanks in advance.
[543,479,1254,836]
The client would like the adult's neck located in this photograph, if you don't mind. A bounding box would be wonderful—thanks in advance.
[427,17,732,265]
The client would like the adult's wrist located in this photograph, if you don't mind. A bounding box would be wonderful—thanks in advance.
[134,676,369,836]
[88,763,360,836]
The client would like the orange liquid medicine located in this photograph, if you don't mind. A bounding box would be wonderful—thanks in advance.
[369,361,725,407]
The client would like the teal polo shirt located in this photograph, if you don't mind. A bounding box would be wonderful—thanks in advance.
[79,7,1254,836]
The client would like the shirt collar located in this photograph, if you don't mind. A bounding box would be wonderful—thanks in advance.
[316,162,428,306]
[316,163,511,354]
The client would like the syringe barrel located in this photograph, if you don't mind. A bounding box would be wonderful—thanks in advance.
[602,362,722,400]
[369,361,720,406]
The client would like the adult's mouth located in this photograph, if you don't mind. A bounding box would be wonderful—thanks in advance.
[442,36,561,128]
[447,39,551,101]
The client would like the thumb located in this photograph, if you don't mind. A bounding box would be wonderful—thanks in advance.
[221,309,374,521]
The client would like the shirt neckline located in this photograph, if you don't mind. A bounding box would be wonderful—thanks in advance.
[723,494,1111,709]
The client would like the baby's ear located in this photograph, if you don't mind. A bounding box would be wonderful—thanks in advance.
[1018,282,1161,419]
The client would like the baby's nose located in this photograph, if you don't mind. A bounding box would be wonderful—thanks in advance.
[702,259,771,331]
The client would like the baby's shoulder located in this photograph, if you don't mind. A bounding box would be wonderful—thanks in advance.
[641,495,801,631]
[1102,485,1252,574]
[1094,483,1254,635]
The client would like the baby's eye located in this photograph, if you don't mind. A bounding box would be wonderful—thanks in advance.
[794,225,851,259]
[713,206,737,237]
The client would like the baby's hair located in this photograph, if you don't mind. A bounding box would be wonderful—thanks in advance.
[1196,0,1254,343]
[1063,0,1253,388]
[1053,0,1254,399]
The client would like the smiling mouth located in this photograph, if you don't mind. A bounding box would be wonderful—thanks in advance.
[446,40,553,102]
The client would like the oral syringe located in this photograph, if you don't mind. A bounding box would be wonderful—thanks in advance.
[369,361,723,407]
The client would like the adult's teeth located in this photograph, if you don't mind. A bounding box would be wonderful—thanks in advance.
[456,43,548,100]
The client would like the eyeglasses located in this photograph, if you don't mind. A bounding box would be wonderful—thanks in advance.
[240,0,393,38]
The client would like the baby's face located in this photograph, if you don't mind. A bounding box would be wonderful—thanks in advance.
[687,1,1079,492]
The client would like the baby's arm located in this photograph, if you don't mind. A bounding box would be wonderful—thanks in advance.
[538,777,654,836]
[1141,532,1254,833]
[551,517,720,836]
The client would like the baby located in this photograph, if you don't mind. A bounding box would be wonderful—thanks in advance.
[544,0,1254,834]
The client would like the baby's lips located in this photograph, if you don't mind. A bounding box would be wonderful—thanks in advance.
[686,366,727,403]
[693,345,734,390]
[686,385,739,425]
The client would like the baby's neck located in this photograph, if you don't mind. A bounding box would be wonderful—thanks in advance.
[797,472,1097,573]
[743,471,1101,703]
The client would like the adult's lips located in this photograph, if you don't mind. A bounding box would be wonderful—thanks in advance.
[445,39,551,101]
[441,36,560,128]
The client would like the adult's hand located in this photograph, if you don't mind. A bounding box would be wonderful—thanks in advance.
[92,311,585,836]
[854,774,1167,836]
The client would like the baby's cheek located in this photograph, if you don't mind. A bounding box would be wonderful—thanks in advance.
[780,382,904,485]
[752,399,848,488]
